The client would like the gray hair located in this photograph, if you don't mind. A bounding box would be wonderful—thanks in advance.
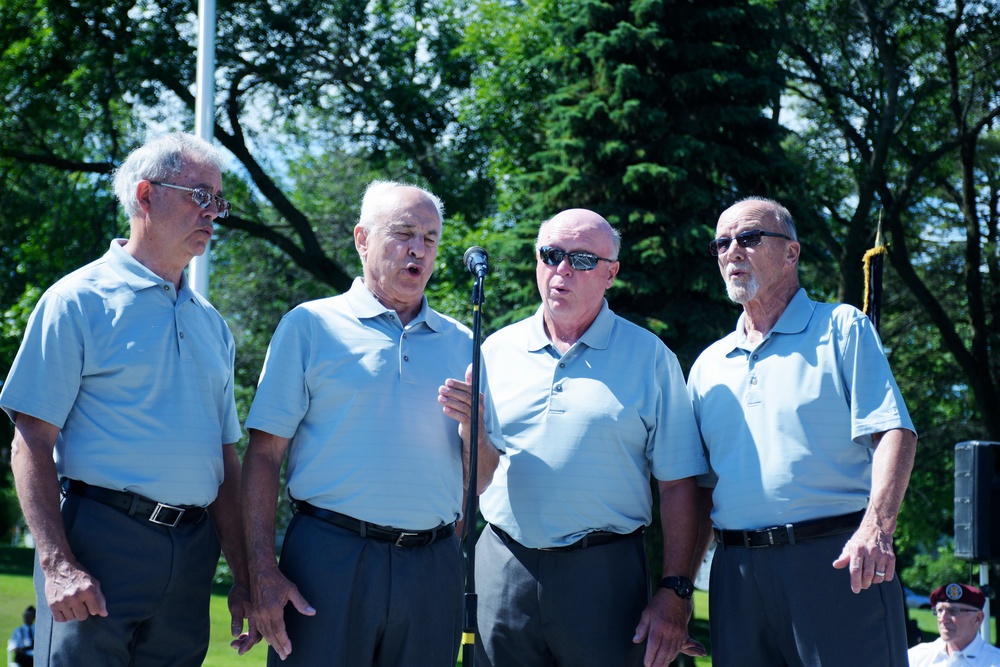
[358,180,444,231]
[112,133,227,218]
[736,196,798,241]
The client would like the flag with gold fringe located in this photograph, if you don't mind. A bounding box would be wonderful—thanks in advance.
[862,215,886,334]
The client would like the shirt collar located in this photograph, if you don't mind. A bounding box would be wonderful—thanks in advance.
[949,633,987,659]
[526,299,614,352]
[346,276,440,331]
[106,239,199,305]
[731,287,813,350]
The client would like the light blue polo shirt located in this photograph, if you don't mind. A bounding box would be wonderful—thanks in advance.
[0,240,242,507]
[245,277,490,530]
[687,288,915,530]
[478,301,708,548]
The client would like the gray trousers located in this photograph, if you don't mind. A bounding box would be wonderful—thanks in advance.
[475,524,648,667]
[268,512,463,667]
[709,530,909,667]
[33,493,219,667]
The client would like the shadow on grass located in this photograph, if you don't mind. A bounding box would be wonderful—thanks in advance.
[0,545,34,576]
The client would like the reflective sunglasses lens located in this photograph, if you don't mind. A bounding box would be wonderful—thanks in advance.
[539,247,564,266]
[190,189,213,209]
[735,230,765,248]
[709,239,731,256]
[569,253,598,270]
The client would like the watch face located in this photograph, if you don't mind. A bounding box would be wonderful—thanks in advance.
[664,576,694,598]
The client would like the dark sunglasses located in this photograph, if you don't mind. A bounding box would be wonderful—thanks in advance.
[538,245,616,271]
[149,181,232,218]
[708,229,792,256]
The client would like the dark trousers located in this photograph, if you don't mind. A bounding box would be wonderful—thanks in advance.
[268,512,463,667]
[33,493,219,667]
[709,530,909,667]
[475,524,648,667]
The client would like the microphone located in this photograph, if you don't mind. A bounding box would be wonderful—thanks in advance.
[464,246,489,277]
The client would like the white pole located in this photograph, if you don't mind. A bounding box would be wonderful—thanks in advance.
[980,563,991,642]
[190,0,216,297]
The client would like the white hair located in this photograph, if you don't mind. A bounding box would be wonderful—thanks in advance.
[112,133,227,218]
[357,180,444,231]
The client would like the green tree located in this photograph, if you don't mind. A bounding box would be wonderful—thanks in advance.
[464,0,799,360]
[0,0,489,293]
[0,0,492,538]
[777,0,1000,440]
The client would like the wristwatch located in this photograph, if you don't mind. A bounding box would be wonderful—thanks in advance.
[660,575,694,599]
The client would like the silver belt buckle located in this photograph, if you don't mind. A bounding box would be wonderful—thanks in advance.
[149,503,185,527]
[395,531,420,547]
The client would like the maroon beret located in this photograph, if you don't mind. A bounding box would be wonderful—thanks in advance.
[930,583,985,610]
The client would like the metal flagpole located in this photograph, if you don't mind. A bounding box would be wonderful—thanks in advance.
[189,0,216,297]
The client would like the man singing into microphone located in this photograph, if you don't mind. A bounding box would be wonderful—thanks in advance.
[240,180,501,667]
[475,209,708,667]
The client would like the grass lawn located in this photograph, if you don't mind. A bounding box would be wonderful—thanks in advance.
[7,545,992,666]
[1,546,262,667]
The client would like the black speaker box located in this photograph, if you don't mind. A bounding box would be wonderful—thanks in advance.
[954,440,1000,562]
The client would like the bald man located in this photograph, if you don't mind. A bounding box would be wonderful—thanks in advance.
[475,209,708,667]
[688,197,918,667]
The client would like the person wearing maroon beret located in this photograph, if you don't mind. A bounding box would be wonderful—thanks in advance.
[908,583,1000,666]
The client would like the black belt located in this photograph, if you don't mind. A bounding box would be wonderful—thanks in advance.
[61,479,207,527]
[715,510,865,548]
[491,523,643,552]
[294,501,455,548]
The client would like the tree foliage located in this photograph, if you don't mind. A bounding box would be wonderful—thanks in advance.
[464,0,798,359]
[778,0,1000,438]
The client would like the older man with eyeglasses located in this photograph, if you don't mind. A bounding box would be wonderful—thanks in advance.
[0,133,250,666]
[474,209,708,667]
[908,583,1000,666]
[688,196,918,666]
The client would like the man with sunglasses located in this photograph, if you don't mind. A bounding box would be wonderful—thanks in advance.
[908,583,1000,666]
[475,208,708,667]
[688,196,917,666]
[0,133,249,666]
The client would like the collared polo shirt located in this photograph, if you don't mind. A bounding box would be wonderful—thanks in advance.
[687,288,915,530]
[245,277,487,530]
[479,301,707,548]
[0,240,241,507]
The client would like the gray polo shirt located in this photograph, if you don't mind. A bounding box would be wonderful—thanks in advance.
[479,302,707,548]
[0,240,241,507]
[687,288,915,530]
[246,277,491,530]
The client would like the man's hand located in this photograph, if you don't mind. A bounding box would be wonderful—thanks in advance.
[249,566,316,660]
[43,558,107,622]
[632,588,706,667]
[438,365,499,494]
[832,522,896,593]
[227,578,255,654]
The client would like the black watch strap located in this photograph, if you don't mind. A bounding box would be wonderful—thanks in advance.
[660,575,694,599]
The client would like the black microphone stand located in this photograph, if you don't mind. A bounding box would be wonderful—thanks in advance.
[461,269,486,667]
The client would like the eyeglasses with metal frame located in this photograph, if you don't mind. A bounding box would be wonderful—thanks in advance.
[538,245,617,271]
[932,605,981,618]
[708,229,792,256]
[149,181,232,218]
